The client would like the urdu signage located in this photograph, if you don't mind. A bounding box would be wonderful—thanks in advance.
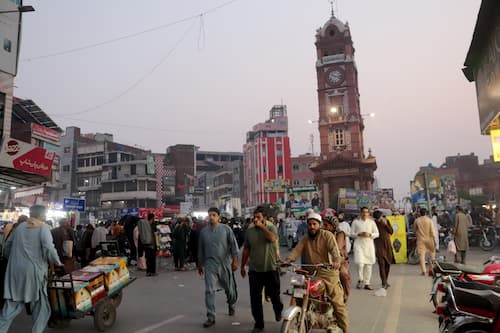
[0,137,55,177]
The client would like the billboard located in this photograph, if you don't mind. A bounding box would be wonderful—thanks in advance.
[410,173,458,211]
[0,0,22,75]
[264,178,290,193]
[0,137,55,177]
[337,188,395,213]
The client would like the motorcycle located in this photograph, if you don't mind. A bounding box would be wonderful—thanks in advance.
[440,225,452,249]
[437,277,500,333]
[468,225,483,247]
[281,263,342,333]
[430,256,500,309]
[479,225,499,251]
[406,231,419,265]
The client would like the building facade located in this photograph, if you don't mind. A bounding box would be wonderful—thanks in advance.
[243,105,292,207]
[310,13,377,208]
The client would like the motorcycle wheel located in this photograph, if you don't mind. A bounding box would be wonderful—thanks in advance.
[454,323,492,333]
[280,310,303,333]
[408,249,420,265]
[479,238,495,251]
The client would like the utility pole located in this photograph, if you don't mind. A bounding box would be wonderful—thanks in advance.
[310,134,315,155]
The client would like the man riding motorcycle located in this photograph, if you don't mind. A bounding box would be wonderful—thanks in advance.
[284,212,349,333]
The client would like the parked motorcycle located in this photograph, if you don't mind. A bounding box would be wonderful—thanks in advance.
[439,225,452,249]
[280,263,342,333]
[437,277,500,333]
[468,225,482,247]
[479,225,499,251]
[430,256,500,309]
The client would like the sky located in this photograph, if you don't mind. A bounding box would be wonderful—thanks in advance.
[14,0,491,200]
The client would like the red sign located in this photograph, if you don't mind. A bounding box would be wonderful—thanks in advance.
[139,208,164,220]
[0,138,55,177]
[31,123,60,143]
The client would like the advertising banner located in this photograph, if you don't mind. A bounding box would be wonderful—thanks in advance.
[387,215,407,264]
[63,198,86,212]
[31,123,61,143]
[0,137,55,177]
[491,129,500,162]
[337,188,395,213]
[264,178,290,193]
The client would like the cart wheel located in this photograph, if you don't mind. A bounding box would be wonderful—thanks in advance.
[94,299,116,332]
[110,291,123,308]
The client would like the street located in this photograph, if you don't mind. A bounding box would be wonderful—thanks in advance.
[6,248,495,333]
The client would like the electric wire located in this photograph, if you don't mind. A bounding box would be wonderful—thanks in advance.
[50,18,198,117]
[21,0,239,62]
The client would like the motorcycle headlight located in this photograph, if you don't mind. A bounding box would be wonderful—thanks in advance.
[290,275,305,287]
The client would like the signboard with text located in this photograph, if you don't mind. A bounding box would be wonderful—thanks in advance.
[31,123,61,144]
[0,137,55,177]
[63,198,86,212]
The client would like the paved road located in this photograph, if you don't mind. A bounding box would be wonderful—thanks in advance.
[5,247,497,333]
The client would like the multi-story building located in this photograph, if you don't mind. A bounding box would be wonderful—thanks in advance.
[58,127,155,219]
[243,105,292,207]
[310,11,377,208]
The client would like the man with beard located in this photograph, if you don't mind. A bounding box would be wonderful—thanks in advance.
[284,213,349,333]
[198,207,239,328]
[241,206,283,333]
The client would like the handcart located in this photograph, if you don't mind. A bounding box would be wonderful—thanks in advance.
[48,257,136,332]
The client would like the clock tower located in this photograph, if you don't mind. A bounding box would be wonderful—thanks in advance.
[310,12,377,207]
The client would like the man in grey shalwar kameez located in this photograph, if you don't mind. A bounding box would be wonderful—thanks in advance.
[198,207,239,328]
[0,205,62,333]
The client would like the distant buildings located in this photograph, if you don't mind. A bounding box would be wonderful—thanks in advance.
[411,153,500,209]
[243,105,292,208]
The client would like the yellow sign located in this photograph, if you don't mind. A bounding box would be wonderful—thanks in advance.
[387,215,407,264]
[491,129,500,162]
[264,179,290,193]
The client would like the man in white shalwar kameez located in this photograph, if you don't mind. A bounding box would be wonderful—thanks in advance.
[350,207,379,290]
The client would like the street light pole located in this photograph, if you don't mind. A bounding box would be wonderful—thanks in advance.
[0,6,35,14]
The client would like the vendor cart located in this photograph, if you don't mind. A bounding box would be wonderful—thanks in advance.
[48,260,135,331]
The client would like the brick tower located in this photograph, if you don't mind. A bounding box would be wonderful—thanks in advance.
[310,11,377,208]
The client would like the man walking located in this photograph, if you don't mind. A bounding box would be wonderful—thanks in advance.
[285,213,349,333]
[241,207,283,333]
[138,213,157,276]
[413,208,436,275]
[453,207,469,264]
[351,207,379,290]
[0,205,63,333]
[373,211,394,289]
[198,207,239,328]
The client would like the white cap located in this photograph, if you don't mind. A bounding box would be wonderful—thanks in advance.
[307,212,322,223]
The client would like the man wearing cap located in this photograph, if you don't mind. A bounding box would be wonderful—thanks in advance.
[284,213,349,333]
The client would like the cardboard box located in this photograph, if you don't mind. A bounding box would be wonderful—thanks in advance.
[61,270,106,304]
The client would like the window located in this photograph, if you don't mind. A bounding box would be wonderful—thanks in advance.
[292,164,299,171]
[62,165,70,172]
[334,128,345,146]
[293,180,300,186]
[277,165,283,174]
[64,147,71,153]
[108,153,117,163]
[329,29,335,37]
[114,182,125,192]
[130,164,136,175]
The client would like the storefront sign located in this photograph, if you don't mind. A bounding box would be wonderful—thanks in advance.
[63,198,86,212]
[491,129,500,162]
[31,123,61,143]
[0,137,55,177]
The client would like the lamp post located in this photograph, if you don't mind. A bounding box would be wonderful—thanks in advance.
[307,119,319,155]
[0,6,35,14]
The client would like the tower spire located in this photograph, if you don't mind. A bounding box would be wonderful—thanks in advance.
[330,0,335,18]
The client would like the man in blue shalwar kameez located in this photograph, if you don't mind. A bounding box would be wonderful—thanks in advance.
[0,205,62,333]
[198,207,239,328]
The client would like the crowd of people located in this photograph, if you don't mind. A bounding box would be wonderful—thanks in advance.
[0,202,498,333]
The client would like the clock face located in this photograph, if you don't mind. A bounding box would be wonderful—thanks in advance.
[327,69,344,86]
